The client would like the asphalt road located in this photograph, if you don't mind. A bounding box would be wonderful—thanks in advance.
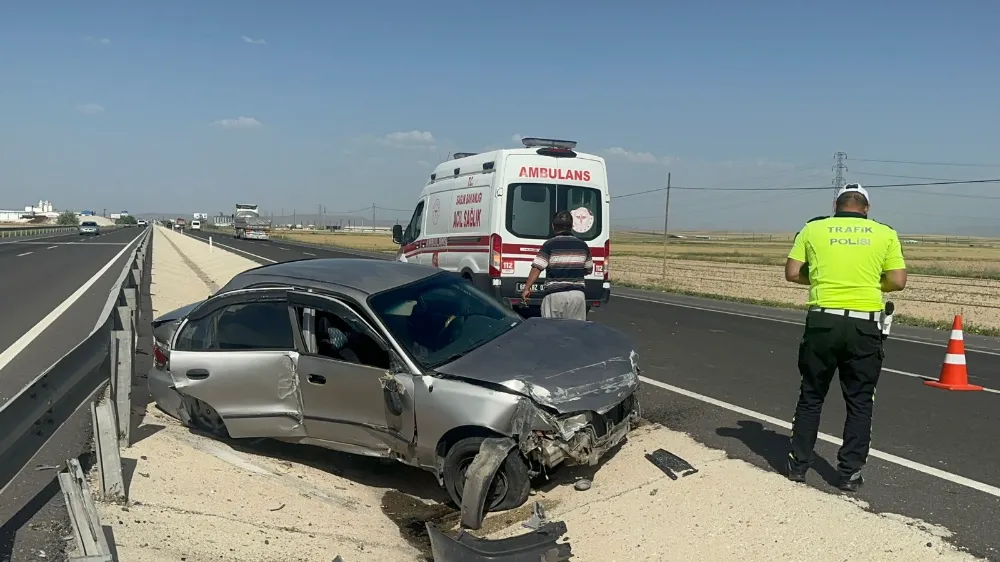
[186,229,1000,560]
[0,226,148,562]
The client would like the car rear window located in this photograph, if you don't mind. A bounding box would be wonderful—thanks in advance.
[82,222,97,227]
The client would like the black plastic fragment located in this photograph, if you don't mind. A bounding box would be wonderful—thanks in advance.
[645,448,698,480]
[426,520,573,561]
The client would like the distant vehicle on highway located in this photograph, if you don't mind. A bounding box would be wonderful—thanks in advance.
[234,203,271,240]
[190,220,202,231]
[78,221,101,236]
[148,259,639,513]
[175,218,186,230]
[137,220,148,227]
[392,137,611,315]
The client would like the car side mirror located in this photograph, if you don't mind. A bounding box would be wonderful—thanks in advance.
[392,224,403,245]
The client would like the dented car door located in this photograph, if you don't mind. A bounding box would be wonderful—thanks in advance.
[167,289,307,439]
[288,291,415,455]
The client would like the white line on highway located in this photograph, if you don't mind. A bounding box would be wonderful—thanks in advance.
[278,247,289,251]
[0,232,76,245]
[618,294,1000,357]
[303,252,316,256]
[46,246,58,250]
[0,230,145,375]
[639,375,1000,499]
[15,241,128,246]
[882,367,1000,394]
[186,234,276,263]
[16,252,32,257]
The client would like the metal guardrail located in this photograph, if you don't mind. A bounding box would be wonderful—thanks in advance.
[0,226,77,237]
[0,226,151,561]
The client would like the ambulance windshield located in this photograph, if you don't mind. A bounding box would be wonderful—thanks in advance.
[505,183,602,241]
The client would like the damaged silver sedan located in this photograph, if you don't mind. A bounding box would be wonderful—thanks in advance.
[148,259,640,521]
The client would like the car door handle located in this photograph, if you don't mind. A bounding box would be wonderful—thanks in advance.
[187,369,210,380]
[308,374,326,385]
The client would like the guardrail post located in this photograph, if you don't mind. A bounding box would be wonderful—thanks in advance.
[112,330,132,448]
[58,458,113,562]
[90,397,125,501]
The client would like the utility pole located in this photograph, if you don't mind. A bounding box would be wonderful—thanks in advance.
[661,172,671,280]
[832,152,848,197]
[372,204,376,233]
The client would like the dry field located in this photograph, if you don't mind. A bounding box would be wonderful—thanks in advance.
[265,229,1000,333]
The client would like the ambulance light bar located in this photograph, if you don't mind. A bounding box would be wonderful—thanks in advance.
[521,137,577,150]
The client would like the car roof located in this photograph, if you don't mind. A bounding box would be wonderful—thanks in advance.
[218,258,443,297]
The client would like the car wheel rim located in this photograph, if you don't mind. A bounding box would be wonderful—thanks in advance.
[195,402,225,433]
[457,456,509,509]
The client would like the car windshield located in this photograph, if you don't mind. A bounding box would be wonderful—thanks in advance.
[506,182,602,241]
[368,273,522,370]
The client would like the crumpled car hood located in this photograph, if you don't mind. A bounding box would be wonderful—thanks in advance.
[434,317,640,414]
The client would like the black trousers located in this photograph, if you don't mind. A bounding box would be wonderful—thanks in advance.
[789,310,884,478]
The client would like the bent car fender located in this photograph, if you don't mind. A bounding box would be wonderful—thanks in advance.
[460,436,517,530]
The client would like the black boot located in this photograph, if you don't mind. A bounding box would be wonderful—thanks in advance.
[838,472,864,492]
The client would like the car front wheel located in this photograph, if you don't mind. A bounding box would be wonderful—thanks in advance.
[442,436,531,512]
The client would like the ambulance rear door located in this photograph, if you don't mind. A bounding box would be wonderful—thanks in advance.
[497,153,609,299]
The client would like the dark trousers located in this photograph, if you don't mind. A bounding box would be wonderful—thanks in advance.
[789,310,884,478]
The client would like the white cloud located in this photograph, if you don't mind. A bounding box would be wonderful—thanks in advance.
[363,130,438,150]
[77,103,105,115]
[603,146,671,165]
[720,158,795,170]
[211,116,262,129]
[242,36,266,45]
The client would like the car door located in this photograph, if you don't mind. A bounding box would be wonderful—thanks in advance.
[288,291,415,455]
[167,288,307,439]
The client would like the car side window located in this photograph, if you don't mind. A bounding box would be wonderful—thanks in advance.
[295,304,392,370]
[174,315,214,351]
[215,301,295,350]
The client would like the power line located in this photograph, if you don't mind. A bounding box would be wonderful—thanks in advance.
[850,157,1000,168]
[611,178,1000,198]
[851,171,965,182]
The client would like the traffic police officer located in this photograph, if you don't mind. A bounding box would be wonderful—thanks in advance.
[783,183,907,491]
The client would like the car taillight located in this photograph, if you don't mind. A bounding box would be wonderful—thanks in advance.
[153,342,169,370]
[603,239,610,280]
[489,234,502,278]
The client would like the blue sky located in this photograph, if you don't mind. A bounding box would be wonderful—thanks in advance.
[1,0,998,234]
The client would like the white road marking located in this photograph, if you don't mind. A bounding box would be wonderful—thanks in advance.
[618,293,1000,357]
[639,375,1000,498]
[0,232,76,245]
[278,247,289,251]
[882,367,1000,395]
[0,230,145,375]
[184,234,276,263]
[14,241,128,246]
[16,252,32,257]
[46,246,58,250]
[303,252,316,256]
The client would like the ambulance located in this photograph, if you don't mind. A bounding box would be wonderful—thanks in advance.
[392,137,611,312]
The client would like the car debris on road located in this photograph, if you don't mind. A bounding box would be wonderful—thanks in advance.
[146,258,641,529]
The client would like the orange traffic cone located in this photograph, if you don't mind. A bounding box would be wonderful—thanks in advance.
[924,315,983,391]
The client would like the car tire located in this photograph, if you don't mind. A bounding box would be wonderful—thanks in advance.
[443,436,531,513]
[186,397,231,439]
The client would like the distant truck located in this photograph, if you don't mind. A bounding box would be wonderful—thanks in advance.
[175,218,186,230]
[233,203,271,241]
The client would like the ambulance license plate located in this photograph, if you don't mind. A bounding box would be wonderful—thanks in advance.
[516,283,542,292]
